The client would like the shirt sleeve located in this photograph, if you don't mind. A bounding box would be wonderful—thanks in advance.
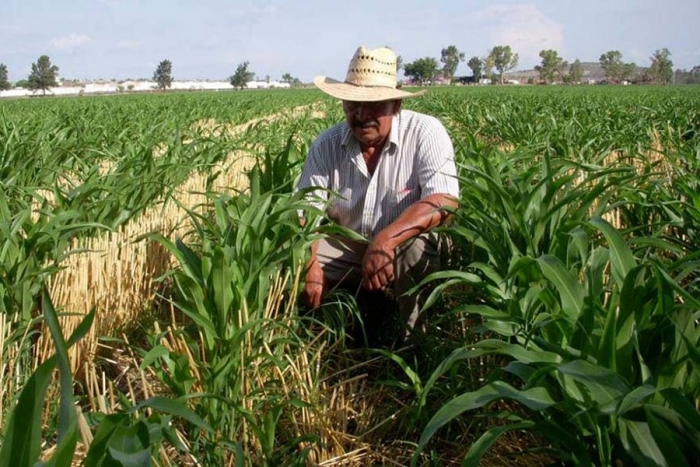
[296,139,330,209]
[416,118,460,198]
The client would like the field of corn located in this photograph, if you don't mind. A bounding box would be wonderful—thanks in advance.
[1,84,699,466]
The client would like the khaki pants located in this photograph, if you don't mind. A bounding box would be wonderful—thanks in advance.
[316,232,452,344]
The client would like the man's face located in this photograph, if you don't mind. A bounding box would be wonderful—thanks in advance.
[343,99,401,147]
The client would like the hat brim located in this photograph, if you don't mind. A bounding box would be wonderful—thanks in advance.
[313,76,425,102]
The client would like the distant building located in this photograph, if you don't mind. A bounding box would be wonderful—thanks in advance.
[245,81,291,89]
[0,79,296,98]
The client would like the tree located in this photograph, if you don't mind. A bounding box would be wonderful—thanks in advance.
[230,61,254,89]
[14,79,30,89]
[568,59,584,84]
[483,54,495,82]
[467,56,483,82]
[281,73,302,87]
[27,55,59,95]
[535,49,566,84]
[649,48,673,84]
[488,45,519,84]
[403,57,439,86]
[440,45,465,84]
[687,65,700,84]
[0,64,10,91]
[599,50,635,83]
[153,59,173,90]
[281,73,303,87]
[396,54,403,74]
[670,66,699,84]
[620,62,638,83]
[599,50,623,82]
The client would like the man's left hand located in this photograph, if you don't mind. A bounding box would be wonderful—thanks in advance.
[362,242,395,291]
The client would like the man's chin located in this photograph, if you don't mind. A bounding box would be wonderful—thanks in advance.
[352,129,380,145]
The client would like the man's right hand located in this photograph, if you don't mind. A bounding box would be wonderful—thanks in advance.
[302,262,326,309]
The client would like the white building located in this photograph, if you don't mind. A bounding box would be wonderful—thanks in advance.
[0,79,291,98]
[245,80,291,89]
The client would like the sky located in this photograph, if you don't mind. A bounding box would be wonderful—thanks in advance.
[1,0,698,83]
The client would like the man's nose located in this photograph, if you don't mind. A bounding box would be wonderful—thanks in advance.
[355,104,371,120]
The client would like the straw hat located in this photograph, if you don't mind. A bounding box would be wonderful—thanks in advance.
[314,46,425,102]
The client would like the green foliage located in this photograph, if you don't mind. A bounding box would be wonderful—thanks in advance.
[0,293,92,467]
[27,55,59,95]
[568,59,584,84]
[404,57,439,85]
[230,61,255,89]
[599,50,638,83]
[152,59,173,90]
[440,45,465,83]
[535,49,567,84]
[0,64,10,91]
[678,65,700,84]
[0,290,209,466]
[83,397,211,466]
[2,85,700,466]
[466,56,483,81]
[147,163,327,462]
[0,89,324,465]
[649,48,674,84]
[409,121,700,465]
[280,72,302,86]
[487,45,519,84]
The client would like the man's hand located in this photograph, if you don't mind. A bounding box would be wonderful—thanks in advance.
[362,242,396,291]
[302,261,326,309]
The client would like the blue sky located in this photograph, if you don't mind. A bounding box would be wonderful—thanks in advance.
[1,0,698,82]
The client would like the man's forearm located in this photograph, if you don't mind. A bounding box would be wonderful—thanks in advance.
[306,238,321,270]
[372,193,458,250]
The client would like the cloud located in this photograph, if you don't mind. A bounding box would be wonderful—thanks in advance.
[465,4,564,67]
[49,34,94,50]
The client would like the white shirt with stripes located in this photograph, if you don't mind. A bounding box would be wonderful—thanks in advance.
[297,109,459,241]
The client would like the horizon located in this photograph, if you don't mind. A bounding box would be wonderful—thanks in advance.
[1,0,699,83]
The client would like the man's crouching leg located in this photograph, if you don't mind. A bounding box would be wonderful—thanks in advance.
[393,231,453,343]
[315,237,401,347]
[314,233,452,347]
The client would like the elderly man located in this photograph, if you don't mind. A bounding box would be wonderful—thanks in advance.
[298,46,459,345]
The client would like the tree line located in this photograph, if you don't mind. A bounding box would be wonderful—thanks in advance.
[399,45,699,85]
[0,56,302,94]
[2,49,699,95]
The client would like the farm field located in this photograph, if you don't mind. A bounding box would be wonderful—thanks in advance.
[1,85,699,466]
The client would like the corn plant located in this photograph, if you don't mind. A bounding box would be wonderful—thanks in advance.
[416,218,700,466]
[146,179,327,464]
[411,131,700,464]
[0,286,212,467]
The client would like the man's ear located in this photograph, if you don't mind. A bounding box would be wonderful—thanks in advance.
[393,99,402,115]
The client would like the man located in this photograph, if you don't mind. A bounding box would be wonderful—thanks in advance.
[298,46,459,345]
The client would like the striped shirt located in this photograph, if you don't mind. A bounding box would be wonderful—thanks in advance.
[297,109,459,240]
